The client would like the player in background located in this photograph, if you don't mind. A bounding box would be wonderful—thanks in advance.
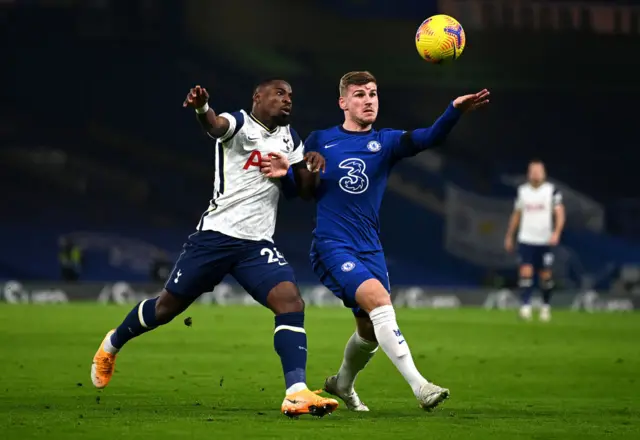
[504,160,565,322]
[91,80,339,418]
[269,71,489,411]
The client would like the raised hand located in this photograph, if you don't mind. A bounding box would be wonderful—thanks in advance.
[183,85,209,109]
[453,89,490,112]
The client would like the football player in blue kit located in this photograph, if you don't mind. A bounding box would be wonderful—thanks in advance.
[285,71,489,411]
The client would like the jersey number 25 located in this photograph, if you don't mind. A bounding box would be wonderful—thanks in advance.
[261,247,288,266]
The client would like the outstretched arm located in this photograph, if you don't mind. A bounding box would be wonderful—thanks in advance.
[393,89,490,159]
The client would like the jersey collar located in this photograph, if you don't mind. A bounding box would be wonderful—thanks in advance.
[338,125,373,136]
[249,112,278,134]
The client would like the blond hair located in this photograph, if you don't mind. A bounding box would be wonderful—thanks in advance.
[339,71,377,96]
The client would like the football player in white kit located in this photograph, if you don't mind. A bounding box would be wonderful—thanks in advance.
[504,160,565,321]
[91,80,339,418]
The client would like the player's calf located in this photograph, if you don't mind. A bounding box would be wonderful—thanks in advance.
[355,313,376,342]
[335,316,377,392]
[325,315,377,411]
[539,271,554,321]
[109,290,190,351]
[518,265,535,320]
[266,282,309,394]
[260,281,338,416]
[354,279,447,407]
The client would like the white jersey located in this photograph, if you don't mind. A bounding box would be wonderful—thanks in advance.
[515,182,562,245]
[197,110,304,242]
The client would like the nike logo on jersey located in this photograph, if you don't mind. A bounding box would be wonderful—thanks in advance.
[247,135,260,141]
[324,143,339,149]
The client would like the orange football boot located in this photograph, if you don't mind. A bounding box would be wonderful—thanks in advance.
[91,330,117,389]
[281,388,339,418]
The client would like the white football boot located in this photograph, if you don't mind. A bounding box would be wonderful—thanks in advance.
[417,382,450,411]
[519,304,533,321]
[539,304,551,322]
[323,375,369,412]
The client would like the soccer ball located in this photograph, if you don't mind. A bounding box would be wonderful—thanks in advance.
[415,15,466,64]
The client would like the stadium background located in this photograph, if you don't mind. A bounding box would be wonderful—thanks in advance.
[2,0,639,307]
[2,2,640,439]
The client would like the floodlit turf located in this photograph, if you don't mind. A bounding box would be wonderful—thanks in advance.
[0,304,638,439]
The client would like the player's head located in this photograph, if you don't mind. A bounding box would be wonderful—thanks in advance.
[252,78,293,126]
[338,71,378,129]
[527,159,546,186]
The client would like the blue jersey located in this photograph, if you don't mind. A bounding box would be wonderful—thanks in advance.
[305,102,462,252]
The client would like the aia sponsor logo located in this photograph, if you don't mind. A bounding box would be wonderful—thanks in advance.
[525,203,546,211]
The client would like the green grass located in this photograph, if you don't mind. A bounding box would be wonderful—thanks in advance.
[0,305,638,439]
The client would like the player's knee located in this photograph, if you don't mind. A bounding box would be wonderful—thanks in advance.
[539,274,554,290]
[519,265,533,278]
[539,270,552,281]
[155,290,190,325]
[267,282,305,314]
[354,279,392,314]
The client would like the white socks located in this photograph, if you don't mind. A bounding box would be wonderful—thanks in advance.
[285,382,308,395]
[369,305,428,396]
[336,331,379,393]
[103,332,119,355]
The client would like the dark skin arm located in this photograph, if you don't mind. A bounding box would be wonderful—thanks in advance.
[261,152,325,200]
[292,152,324,200]
[182,85,229,138]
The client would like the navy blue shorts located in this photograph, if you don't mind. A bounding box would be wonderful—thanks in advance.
[310,239,390,316]
[518,243,554,270]
[164,230,297,306]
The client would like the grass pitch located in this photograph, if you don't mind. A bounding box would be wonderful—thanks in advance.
[0,304,638,439]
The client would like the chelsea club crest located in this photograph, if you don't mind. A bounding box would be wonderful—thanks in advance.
[341,261,356,272]
[367,140,381,152]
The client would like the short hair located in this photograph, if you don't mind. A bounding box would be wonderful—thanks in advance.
[339,71,377,96]
[529,158,545,166]
[254,78,290,93]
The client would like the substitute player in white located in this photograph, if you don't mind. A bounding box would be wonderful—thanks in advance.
[504,160,565,321]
